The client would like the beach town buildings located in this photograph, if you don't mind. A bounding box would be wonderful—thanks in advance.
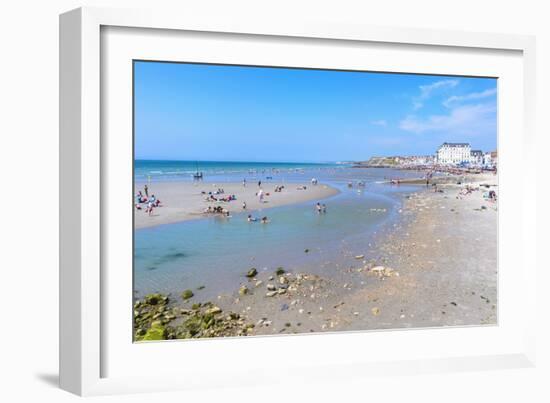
[402,155,435,166]
[470,150,484,165]
[483,152,493,166]
[361,146,495,169]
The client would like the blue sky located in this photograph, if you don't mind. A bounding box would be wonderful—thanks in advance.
[134,61,497,162]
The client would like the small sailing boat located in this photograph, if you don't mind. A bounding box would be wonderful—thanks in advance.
[192,161,203,180]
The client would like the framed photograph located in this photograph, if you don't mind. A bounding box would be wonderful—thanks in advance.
[60,7,537,396]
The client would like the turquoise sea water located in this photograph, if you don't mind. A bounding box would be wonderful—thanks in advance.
[134,161,422,300]
[134,160,341,182]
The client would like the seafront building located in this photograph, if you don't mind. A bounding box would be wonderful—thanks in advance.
[436,143,472,165]
[470,150,484,165]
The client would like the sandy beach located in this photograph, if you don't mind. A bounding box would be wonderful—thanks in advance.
[134,172,498,340]
[134,181,340,229]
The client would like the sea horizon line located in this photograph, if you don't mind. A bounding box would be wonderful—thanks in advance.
[134,159,351,165]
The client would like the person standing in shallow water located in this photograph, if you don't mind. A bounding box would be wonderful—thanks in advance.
[258,180,262,188]
[144,184,149,198]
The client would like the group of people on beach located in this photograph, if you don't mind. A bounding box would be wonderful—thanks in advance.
[205,194,237,202]
[201,188,238,203]
[203,205,230,216]
[197,176,331,225]
[201,188,225,195]
[135,185,161,216]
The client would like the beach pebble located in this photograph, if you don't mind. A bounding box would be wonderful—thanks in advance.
[277,288,287,295]
[275,267,285,276]
[205,306,222,315]
[298,309,304,314]
[266,291,277,297]
[255,280,263,287]
[371,307,380,316]
[266,284,276,291]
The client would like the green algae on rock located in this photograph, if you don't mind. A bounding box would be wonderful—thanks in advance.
[181,289,194,300]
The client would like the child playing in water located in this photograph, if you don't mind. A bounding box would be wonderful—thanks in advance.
[316,202,322,213]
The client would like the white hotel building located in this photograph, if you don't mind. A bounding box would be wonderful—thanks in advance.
[436,143,472,165]
[435,143,496,167]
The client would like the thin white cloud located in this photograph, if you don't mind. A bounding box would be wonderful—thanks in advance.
[412,79,459,110]
[443,88,497,108]
[370,119,387,127]
[399,103,496,135]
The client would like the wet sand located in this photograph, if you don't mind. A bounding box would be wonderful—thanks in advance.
[134,181,340,229]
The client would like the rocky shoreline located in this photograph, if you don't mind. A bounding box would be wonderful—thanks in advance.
[134,267,339,341]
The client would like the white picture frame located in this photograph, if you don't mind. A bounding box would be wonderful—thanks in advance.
[59,6,537,396]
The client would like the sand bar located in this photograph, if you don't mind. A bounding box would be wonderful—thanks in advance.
[134,181,340,229]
